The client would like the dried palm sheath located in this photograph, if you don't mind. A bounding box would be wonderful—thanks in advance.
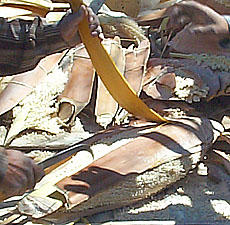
[0,0,70,19]
[144,58,211,103]
[105,0,179,18]
[0,0,52,8]
[1,21,151,145]
[18,117,223,223]
[95,36,150,127]
[0,0,53,17]
[143,61,177,100]
[2,52,69,146]
[136,8,168,22]
[0,53,64,117]
[58,15,151,127]
[124,39,150,95]
[68,0,166,123]
[58,44,95,125]
[0,6,32,18]
[135,0,180,22]
[95,37,124,128]
[137,0,230,23]
[144,57,230,103]
[105,0,141,18]
[98,13,147,45]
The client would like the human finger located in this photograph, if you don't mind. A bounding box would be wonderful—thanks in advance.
[91,26,103,37]
[23,157,45,190]
[70,5,87,27]
[87,8,99,26]
[87,7,96,23]
[87,7,101,37]
[32,162,45,184]
[22,158,35,190]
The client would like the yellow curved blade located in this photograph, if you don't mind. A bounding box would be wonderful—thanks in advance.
[70,0,166,123]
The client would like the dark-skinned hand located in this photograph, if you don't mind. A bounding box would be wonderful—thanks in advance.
[0,150,44,199]
[58,5,102,47]
[165,1,230,54]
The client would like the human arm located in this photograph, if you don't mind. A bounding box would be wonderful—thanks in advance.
[0,148,44,200]
[165,1,230,54]
[0,5,101,76]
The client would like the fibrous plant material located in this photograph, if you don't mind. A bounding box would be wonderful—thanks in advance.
[57,15,151,128]
[174,69,209,103]
[58,44,95,126]
[26,150,56,163]
[0,53,64,117]
[48,152,200,224]
[8,118,89,149]
[143,64,176,100]
[144,57,230,103]
[4,55,70,145]
[18,117,223,223]
[1,7,154,144]
[99,13,147,43]
[112,38,151,125]
[167,54,230,100]
[0,126,7,145]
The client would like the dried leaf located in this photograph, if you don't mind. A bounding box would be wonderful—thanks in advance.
[18,117,223,223]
